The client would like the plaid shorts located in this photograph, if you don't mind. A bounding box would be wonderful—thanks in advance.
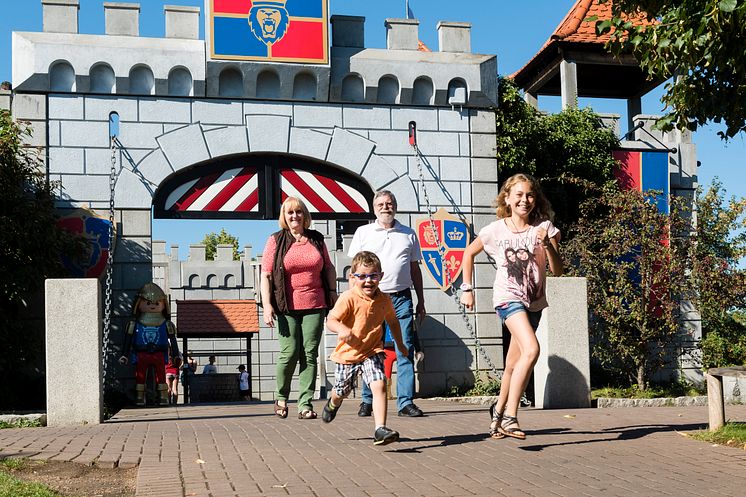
[333,352,386,397]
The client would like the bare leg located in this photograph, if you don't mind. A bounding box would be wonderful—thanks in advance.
[491,338,521,432]
[500,312,540,436]
[370,379,387,428]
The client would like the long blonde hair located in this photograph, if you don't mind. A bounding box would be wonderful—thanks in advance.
[494,173,554,223]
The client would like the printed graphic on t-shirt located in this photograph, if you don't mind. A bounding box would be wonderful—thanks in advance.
[503,244,542,306]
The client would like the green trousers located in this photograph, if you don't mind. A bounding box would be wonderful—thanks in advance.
[275,309,324,412]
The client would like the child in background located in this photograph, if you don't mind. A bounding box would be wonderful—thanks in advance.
[322,251,408,446]
[237,364,250,401]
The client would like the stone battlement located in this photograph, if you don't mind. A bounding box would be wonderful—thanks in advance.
[13,1,497,107]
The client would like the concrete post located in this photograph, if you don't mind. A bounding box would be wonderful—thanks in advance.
[626,97,642,136]
[533,277,591,409]
[0,89,10,111]
[164,5,200,40]
[385,18,419,50]
[560,59,578,110]
[437,21,471,53]
[104,2,140,36]
[523,91,538,110]
[330,15,365,48]
[42,0,79,34]
[45,279,102,426]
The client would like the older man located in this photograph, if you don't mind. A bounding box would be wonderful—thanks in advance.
[348,190,426,417]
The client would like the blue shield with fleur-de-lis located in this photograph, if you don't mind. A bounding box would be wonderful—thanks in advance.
[416,208,470,291]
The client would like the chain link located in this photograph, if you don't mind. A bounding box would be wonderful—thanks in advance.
[101,136,116,392]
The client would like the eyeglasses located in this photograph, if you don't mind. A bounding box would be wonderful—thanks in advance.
[352,272,383,281]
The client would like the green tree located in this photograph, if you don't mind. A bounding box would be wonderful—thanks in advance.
[564,186,694,389]
[0,111,84,408]
[496,76,620,235]
[691,181,746,368]
[594,0,746,139]
[201,228,240,260]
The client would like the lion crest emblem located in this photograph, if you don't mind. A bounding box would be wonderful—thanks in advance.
[248,0,290,46]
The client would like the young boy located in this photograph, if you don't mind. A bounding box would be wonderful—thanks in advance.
[322,251,408,446]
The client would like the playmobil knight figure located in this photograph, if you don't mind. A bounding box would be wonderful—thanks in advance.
[119,283,180,406]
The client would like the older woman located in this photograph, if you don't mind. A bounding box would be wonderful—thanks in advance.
[261,197,338,419]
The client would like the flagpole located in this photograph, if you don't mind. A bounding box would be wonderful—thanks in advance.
[406,0,410,19]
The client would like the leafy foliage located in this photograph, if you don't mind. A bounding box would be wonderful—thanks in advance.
[594,0,746,139]
[496,76,620,235]
[0,111,85,409]
[200,228,240,260]
[564,186,695,389]
[692,182,746,368]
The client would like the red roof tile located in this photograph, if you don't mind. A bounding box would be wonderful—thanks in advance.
[512,0,655,81]
[176,300,260,337]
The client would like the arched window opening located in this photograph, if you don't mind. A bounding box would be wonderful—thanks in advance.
[168,67,193,96]
[89,63,115,93]
[219,68,243,98]
[292,72,317,100]
[377,75,399,104]
[412,76,434,106]
[341,74,364,102]
[256,70,281,99]
[49,61,75,92]
[129,65,155,95]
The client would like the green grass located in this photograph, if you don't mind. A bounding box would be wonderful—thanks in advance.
[445,378,501,397]
[688,423,746,449]
[0,419,43,430]
[0,459,74,497]
[592,382,705,399]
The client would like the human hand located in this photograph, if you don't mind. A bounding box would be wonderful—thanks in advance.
[338,327,353,344]
[536,227,551,248]
[118,356,128,365]
[415,351,425,362]
[460,291,475,310]
[415,301,426,324]
[263,306,275,328]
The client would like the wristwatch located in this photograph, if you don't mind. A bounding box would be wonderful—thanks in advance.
[459,283,473,292]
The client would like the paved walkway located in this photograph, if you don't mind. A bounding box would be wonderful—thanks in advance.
[1,400,745,497]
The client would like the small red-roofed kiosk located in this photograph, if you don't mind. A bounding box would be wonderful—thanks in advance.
[176,300,260,402]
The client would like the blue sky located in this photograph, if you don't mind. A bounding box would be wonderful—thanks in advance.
[2,0,744,258]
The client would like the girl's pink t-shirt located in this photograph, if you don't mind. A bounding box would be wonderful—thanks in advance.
[261,236,332,311]
[478,218,560,312]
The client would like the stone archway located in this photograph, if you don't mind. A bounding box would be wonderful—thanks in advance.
[114,116,419,212]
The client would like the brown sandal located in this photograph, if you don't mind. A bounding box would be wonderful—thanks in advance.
[274,400,288,419]
[298,410,317,420]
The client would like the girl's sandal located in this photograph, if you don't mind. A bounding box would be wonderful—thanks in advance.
[298,409,317,419]
[488,403,505,439]
[498,414,526,440]
[274,400,288,419]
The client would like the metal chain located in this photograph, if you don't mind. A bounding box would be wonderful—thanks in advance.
[412,143,503,381]
[101,136,116,392]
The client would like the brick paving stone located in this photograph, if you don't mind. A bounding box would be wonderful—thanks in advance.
[1,401,746,496]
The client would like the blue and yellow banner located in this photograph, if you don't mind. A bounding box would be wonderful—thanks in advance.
[210,0,329,64]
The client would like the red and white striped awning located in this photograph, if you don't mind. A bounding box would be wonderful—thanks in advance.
[280,169,368,213]
[165,167,259,213]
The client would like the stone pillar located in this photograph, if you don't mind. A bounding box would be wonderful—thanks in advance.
[164,5,200,39]
[0,88,10,111]
[437,21,471,53]
[42,0,79,34]
[626,96,642,136]
[330,15,365,48]
[560,59,578,110]
[533,277,591,409]
[385,18,419,50]
[523,91,538,110]
[45,279,103,426]
[104,2,140,36]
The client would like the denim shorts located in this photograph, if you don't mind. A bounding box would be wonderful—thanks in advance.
[496,302,542,331]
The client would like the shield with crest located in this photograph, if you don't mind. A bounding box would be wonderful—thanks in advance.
[416,208,470,291]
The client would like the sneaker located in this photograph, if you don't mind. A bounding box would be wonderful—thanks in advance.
[373,426,400,446]
[397,404,423,417]
[357,402,373,417]
[322,399,339,423]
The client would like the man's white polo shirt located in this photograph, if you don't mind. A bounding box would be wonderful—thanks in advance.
[348,220,422,294]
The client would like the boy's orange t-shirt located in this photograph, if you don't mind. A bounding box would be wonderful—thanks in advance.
[328,287,400,365]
